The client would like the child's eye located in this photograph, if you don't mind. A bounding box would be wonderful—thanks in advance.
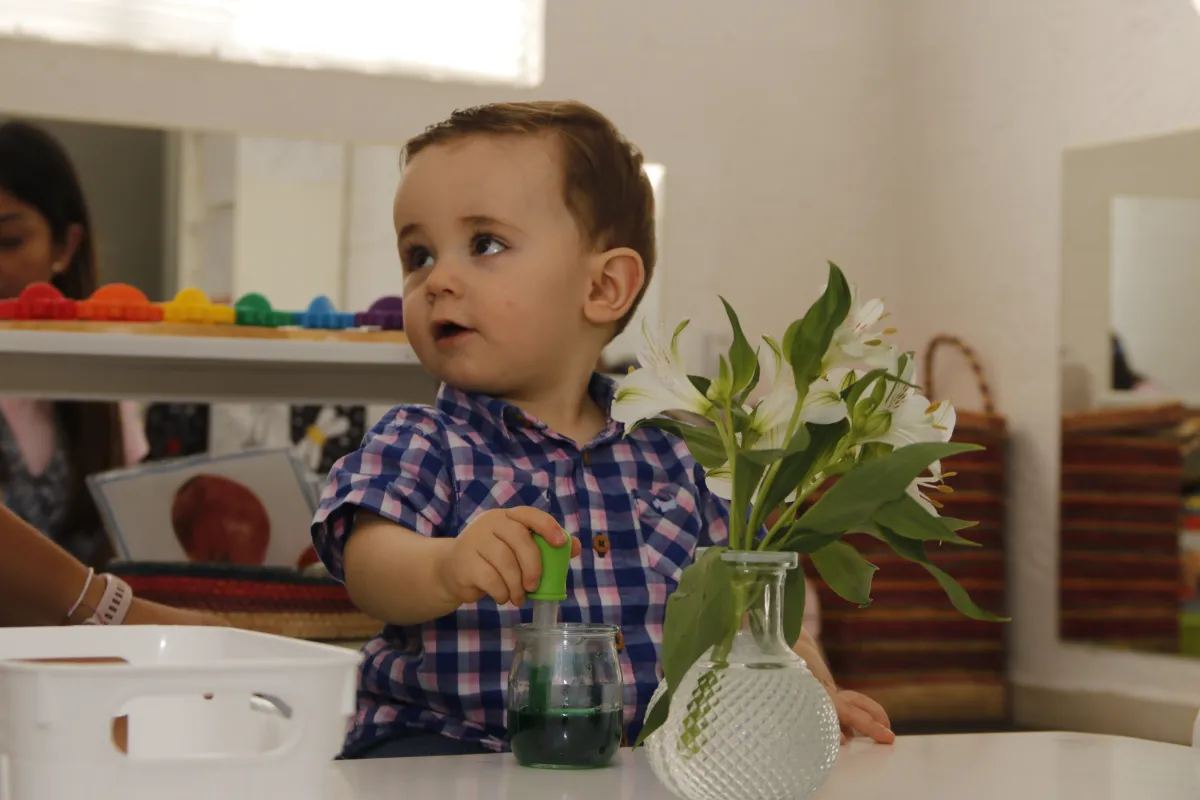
[403,245,434,271]
[471,235,506,257]
[0,237,23,250]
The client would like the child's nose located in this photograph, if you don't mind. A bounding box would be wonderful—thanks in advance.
[424,255,467,297]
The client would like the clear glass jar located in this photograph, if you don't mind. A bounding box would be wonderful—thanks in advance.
[507,622,624,769]
[645,551,841,800]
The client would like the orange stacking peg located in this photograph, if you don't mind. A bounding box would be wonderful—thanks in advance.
[77,284,163,322]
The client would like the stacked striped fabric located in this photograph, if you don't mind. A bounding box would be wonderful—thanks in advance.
[802,415,1009,724]
[1059,431,1184,653]
[107,562,382,642]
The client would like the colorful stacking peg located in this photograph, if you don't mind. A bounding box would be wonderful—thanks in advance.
[294,295,356,330]
[234,292,294,327]
[160,288,235,324]
[0,282,77,320]
[354,296,404,330]
[77,284,163,322]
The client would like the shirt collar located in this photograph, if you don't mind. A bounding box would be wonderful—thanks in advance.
[435,373,621,444]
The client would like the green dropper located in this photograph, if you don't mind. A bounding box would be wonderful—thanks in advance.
[527,531,571,716]
[529,531,572,602]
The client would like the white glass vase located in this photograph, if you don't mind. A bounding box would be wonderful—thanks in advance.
[645,551,841,800]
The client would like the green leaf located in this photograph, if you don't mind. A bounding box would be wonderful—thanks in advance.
[731,451,769,545]
[873,494,981,547]
[756,420,849,520]
[877,529,1008,622]
[941,517,978,532]
[842,368,889,410]
[781,562,808,647]
[783,531,842,554]
[660,548,735,697]
[809,540,877,606]
[783,263,853,388]
[721,297,759,401]
[635,688,670,748]
[794,441,982,535]
[689,375,712,397]
[637,547,736,746]
[636,418,728,470]
[705,355,734,408]
[739,447,791,466]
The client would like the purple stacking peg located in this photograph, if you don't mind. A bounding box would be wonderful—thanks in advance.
[355,295,404,330]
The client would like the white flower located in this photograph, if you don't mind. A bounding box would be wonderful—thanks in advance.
[823,286,896,372]
[704,339,848,501]
[613,320,714,426]
[859,355,957,448]
[752,338,848,450]
[908,461,953,516]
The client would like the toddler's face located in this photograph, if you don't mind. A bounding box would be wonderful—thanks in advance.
[395,134,595,396]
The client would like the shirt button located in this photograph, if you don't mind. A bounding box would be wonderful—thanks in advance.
[582,450,591,466]
[593,533,610,556]
[615,629,625,652]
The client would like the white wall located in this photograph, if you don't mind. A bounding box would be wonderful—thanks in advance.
[0,1,907,371]
[1111,196,1200,394]
[904,0,1200,709]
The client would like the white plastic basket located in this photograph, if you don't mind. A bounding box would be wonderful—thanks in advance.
[0,626,362,800]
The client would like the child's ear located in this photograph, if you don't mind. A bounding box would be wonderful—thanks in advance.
[583,247,645,327]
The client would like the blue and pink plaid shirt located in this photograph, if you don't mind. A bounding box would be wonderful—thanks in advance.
[311,373,730,752]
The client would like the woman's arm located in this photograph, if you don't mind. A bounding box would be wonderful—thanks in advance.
[0,504,226,627]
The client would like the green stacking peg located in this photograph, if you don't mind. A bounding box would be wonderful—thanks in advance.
[529,531,572,602]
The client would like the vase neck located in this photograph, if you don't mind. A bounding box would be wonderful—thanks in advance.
[721,555,796,659]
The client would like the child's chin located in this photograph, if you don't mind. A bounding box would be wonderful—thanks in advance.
[428,362,508,395]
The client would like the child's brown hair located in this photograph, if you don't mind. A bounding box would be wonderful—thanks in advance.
[403,100,656,334]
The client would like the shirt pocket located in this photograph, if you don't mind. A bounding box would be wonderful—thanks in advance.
[632,486,704,586]
[453,465,553,534]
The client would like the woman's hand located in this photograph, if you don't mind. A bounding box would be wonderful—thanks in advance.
[121,598,230,627]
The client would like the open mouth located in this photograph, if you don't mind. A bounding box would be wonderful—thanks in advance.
[433,321,472,342]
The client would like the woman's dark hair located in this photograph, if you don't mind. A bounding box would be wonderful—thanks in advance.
[0,121,124,565]
[1111,333,1144,391]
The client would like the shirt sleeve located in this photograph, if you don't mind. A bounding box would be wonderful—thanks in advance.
[310,406,455,582]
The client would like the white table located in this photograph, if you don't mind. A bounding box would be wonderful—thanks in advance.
[331,732,1200,799]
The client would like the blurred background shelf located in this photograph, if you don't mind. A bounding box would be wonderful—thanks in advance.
[0,322,437,404]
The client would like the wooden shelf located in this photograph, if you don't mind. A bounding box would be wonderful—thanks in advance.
[0,322,438,405]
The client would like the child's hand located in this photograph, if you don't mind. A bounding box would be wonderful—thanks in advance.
[828,685,894,745]
[437,507,579,607]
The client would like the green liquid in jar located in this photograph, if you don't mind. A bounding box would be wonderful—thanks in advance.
[509,707,623,769]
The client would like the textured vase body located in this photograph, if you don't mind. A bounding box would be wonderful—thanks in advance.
[645,551,841,800]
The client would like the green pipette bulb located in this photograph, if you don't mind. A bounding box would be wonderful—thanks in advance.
[529,531,572,602]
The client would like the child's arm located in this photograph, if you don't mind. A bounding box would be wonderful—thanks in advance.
[343,513,459,625]
[313,409,577,626]
[344,507,577,625]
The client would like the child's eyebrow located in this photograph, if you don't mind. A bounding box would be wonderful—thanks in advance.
[396,222,424,242]
[462,214,520,233]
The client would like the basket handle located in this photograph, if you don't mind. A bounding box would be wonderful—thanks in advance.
[923,334,997,415]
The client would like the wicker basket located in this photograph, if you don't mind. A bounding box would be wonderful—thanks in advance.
[805,335,1009,723]
[107,562,382,642]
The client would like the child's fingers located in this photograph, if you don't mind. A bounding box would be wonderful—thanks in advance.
[506,507,569,548]
[477,531,528,605]
[836,694,894,744]
[494,517,549,593]
[464,554,513,606]
[850,691,891,731]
